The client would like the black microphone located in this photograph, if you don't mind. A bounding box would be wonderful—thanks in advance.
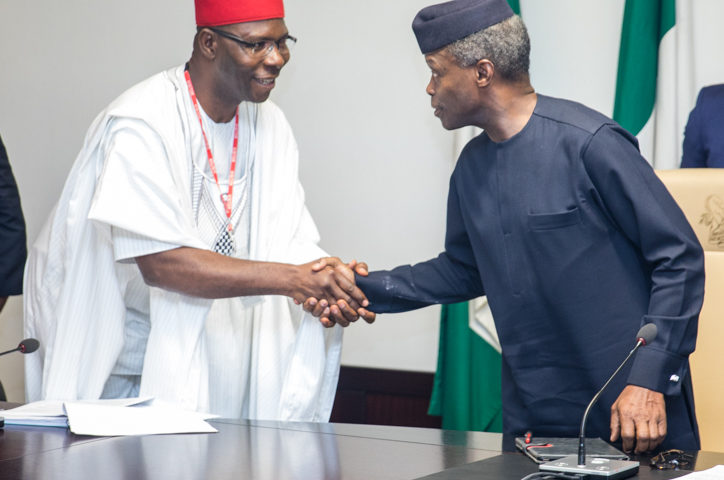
[539,323,657,479]
[0,338,40,357]
[577,323,657,465]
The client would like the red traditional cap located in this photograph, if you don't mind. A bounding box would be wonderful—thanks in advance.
[195,0,285,27]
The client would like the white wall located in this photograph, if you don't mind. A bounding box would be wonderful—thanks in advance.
[275,0,451,372]
[1,0,724,402]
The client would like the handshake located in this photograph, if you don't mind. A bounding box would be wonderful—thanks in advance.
[291,256,376,328]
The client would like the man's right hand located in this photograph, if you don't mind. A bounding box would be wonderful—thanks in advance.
[134,247,373,327]
[298,257,376,327]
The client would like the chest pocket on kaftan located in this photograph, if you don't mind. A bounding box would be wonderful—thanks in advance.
[528,207,581,231]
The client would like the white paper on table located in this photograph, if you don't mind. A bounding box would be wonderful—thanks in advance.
[1,397,153,427]
[64,400,218,436]
[676,465,724,479]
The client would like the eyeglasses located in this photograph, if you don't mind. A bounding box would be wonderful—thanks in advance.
[650,449,694,470]
[208,27,296,58]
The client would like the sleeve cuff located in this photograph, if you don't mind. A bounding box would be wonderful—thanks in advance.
[627,347,688,396]
[112,226,181,263]
[355,272,396,313]
[356,267,448,314]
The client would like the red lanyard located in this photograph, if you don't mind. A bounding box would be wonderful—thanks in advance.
[184,69,239,231]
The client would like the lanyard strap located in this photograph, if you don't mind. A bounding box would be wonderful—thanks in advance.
[184,69,239,227]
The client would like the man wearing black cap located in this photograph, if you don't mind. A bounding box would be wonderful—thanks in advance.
[329,0,703,454]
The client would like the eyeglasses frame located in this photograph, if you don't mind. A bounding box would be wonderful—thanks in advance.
[650,449,694,470]
[206,27,297,58]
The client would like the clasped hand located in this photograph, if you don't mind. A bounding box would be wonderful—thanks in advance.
[293,257,375,327]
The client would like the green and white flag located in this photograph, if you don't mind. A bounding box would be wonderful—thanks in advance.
[428,301,502,432]
[614,0,696,169]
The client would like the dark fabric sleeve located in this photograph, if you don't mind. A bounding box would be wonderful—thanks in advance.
[681,89,708,168]
[0,135,28,296]
[357,176,484,313]
[582,125,704,396]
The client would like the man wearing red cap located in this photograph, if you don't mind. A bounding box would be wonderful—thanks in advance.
[23,0,372,421]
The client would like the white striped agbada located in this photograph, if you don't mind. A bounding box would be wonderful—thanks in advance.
[23,65,343,421]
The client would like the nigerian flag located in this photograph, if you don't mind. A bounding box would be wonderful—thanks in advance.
[428,300,503,432]
[428,0,522,433]
[614,0,690,169]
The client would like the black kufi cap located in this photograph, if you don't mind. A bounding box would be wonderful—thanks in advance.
[412,0,514,54]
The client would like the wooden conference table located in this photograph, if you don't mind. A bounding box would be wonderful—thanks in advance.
[0,415,721,479]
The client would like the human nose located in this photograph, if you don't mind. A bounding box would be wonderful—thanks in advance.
[426,77,435,96]
[264,43,287,67]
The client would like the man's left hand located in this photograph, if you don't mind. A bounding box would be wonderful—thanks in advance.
[610,385,667,454]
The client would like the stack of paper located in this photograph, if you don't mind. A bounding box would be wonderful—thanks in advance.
[1,397,218,436]
[2,399,72,427]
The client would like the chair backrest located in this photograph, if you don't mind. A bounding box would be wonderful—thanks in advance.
[656,168,724,453]
[656,169,724,252]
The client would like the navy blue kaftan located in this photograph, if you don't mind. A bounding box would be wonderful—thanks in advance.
[357,95,704,450]
[681,84,724,168]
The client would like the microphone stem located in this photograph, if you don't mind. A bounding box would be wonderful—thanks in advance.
[577,340,643,466]
[0,347,20,357]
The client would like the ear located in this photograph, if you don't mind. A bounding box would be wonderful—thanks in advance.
[196,28,219,60]
[474,59,494,87]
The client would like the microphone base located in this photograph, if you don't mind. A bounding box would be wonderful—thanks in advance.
[539,455,638,479]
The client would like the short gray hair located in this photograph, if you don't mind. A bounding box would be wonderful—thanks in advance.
[447,15,530,81]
